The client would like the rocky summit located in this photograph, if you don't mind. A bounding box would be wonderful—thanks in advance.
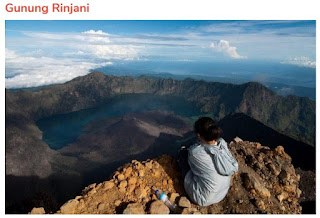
[31,138,303,214]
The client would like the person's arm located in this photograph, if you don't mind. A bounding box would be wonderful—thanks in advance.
[211,145,238,176]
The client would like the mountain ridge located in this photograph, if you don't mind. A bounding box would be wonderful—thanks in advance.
[6,71,314,145]
[5,72,315,178]
[5,72,315,213]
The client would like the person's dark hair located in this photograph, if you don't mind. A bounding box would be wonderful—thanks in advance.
[194,117,222,141]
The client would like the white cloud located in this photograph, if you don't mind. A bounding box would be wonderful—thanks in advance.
[81,30,111,43]
[5,49,112,88]
[281,56,316,68]
[20,30,140,59]
[210,40,247,59]
[84,44,140,60]
[5,29,144,88]
[83,30,110,35]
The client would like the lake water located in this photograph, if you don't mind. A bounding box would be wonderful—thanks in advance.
[37,94,201,150]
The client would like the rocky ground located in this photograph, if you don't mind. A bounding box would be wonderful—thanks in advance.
[30,138,304,214]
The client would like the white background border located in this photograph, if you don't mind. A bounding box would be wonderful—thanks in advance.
[1,0,318,216]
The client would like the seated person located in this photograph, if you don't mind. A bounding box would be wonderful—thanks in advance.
[182,117,238,206]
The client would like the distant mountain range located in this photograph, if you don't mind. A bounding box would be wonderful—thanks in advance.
[138,73,315,101]
[9,67,316,101]
[91,66,315,100]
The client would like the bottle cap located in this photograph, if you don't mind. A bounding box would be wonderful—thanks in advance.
[155,189,159,194]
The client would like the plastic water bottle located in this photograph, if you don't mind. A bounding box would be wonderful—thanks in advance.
[155,189,177,211]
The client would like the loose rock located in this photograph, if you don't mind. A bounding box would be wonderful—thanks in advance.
[139,170,145,177]
[277,192,289,202]
[149,200,170,214]
[178,196,191,208]
[145,162,153,169]
[275,146,285,156]
[135,187,147,199]
[114,200,122,206]
[255,200,266,211]
[169,193,180,204]
[181,208,201,214]
[233,137,243,143]
[60,199,79,214]
[117,174,125,181]
[97,203,106,211]
[128,177,137,185]
[29,207,45,214]
[128,184,136,193]
[119,180,127,190]
[103,181,114,190]
[123,203,145,214]
[242,173,271,198]
[125,167,133,178]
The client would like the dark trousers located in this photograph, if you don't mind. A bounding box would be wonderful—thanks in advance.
[177,145,191,180]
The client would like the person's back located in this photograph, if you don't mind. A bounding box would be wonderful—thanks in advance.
[183,117,238,206]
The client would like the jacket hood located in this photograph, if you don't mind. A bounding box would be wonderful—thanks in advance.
[204,138,238,176]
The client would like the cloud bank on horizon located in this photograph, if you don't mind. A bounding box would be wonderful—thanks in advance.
[5,20,316,88]
[281,56,316,68]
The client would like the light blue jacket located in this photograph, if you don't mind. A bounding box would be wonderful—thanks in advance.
[184,138,238,206]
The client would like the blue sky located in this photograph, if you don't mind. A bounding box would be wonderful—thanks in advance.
[5,20,316,88]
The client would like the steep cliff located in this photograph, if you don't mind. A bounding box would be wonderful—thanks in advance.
[31,138,304,214]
